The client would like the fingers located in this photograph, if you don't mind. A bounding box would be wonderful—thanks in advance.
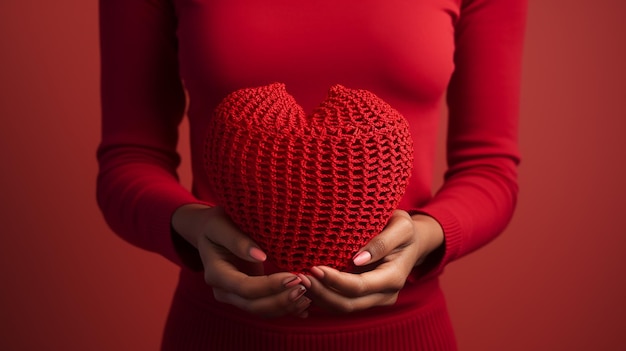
[305,274,398,313]
[353,210,416,266]
[227,273,298,300]
[200,239,311,317]
[310,264,407,298]
[178,206,311,318]
[200,241,295,299]
[203,207,267,263]
[204,252,311,317]
[301,211,420,314]
[213,284,311,318]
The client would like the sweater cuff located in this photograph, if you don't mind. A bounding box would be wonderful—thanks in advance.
[408,205,463,279]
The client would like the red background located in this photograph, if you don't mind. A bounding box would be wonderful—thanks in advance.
[1,1,625,350]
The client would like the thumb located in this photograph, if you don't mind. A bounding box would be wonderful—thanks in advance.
[353,210,414,266]
[207,207,267,263]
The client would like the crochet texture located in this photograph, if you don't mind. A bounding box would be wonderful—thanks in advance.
[204,83,413,273]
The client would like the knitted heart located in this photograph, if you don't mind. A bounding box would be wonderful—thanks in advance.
[204,83,413,273]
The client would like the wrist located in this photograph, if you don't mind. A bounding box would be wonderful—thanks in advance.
[410,214,444,264]
[172,203,213,248]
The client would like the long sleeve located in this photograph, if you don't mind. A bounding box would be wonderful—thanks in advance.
[415,0,527,274]
[96,0,203,266]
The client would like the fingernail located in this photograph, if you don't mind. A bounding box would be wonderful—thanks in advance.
[282,276,302,288]
[353,251,371,266]
[310,266,325,279]
[297,273,312,288]
[249,247,267,261]
[289,286,306,301]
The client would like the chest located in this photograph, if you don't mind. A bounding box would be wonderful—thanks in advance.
[173,0,459,111]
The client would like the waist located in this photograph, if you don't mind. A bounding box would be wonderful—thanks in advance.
[177,266,446,332]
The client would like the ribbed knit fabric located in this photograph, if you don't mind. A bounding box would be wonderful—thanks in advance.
[162,299,455,351]
[204,83,413,272]
[162,270,457,351]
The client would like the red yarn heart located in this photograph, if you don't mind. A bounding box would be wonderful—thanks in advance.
[204,83,413,273]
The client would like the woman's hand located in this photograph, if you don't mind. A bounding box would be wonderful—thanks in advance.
[172,204,311,318]
[300,210,444,313]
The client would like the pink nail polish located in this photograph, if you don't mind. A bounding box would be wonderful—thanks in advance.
[353,251,371,266]
[249,247,267,261]
[282,276,302,288]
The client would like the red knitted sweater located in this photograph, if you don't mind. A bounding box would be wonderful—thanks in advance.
[97,0,526,350]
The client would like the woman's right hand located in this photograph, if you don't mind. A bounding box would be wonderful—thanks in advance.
[172,204,310,318]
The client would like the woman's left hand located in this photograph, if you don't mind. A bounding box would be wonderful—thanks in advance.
[300,210,444,313]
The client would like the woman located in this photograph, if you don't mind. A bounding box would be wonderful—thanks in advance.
[97,0,526,349]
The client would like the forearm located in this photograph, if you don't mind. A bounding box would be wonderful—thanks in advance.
[96,147,206,266]
[97,0,201,266]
